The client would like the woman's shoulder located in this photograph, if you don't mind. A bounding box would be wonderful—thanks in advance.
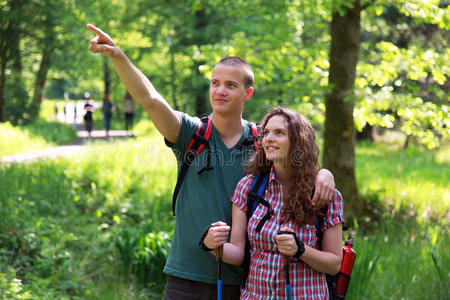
[232,174,258,210]
[237,173,257,187]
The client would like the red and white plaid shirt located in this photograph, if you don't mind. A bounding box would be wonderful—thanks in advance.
[231,167,345,299]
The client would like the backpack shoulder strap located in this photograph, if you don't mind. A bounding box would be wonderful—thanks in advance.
[315,204,329,250]
[246,172,269,219]
[171,115,212,216]
[249,122,260,151]
[238,122,261,151]
[242,171,270,288]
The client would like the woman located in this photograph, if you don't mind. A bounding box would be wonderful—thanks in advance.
[122,91,135,136]
[202,107,344,299]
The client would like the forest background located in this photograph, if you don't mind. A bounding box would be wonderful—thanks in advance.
[0,0,448,299]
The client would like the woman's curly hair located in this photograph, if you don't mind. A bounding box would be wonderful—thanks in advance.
[245,107,323,226]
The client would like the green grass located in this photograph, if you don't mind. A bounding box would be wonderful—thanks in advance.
[0,126,175,299]
[356,141,449,219]
[0,120,448,299]
[0,120,78,157]
[346,141,449,299]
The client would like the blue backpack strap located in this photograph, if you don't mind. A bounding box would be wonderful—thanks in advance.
[247,172,272,233]
[242,172,270,288]
[171,115,211,216]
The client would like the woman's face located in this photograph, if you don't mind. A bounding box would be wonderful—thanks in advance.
[262,115,290,165]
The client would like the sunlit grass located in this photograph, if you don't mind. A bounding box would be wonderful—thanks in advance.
[0,100,79,157]
[0,120,78,157]
[356,141,449,219]
[349,218,448,299]
[0,122,51,157]
[0,127,175,299]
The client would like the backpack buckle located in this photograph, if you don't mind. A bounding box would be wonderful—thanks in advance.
[184,149,197,164]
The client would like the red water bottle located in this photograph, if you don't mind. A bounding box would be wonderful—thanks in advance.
[336,236,356,298]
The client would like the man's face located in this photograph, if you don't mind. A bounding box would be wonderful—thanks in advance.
[209,64,253,115]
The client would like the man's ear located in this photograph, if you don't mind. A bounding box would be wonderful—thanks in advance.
[244,87,254,101]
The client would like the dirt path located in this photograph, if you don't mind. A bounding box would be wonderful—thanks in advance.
[1,118,134,163]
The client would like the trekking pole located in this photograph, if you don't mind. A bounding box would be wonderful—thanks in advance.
[283,254,292,300]
[279,231,293,300]
[217,245,223,300]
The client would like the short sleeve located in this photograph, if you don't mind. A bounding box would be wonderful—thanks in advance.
[322,189,345,231]
[230,174,255,213]
[164,112,198,157]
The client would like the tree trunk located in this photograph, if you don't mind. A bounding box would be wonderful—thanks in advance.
[0,49,7,122]
[0,0,23,122]
[323,1,362,218]
[194,60,209,116]
[32,10,55,109]
[32,49,51,105]
[193,9,209,116]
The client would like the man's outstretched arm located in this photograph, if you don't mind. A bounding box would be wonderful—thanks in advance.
[87,23,180,143]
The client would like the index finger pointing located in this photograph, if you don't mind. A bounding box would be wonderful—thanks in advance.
[87,23,105,37]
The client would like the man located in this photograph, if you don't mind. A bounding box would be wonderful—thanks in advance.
[87,24,335,299]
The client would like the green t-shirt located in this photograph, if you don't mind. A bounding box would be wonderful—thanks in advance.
[163,112,256,285]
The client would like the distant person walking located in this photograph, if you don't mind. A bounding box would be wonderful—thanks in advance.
[102,93,115,138]
[73,101,78,123]
[123,91,135,136]
[54,102,59,121]
[83,92,94,137]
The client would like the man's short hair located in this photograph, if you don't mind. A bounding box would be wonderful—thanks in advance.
[215,57,254,89]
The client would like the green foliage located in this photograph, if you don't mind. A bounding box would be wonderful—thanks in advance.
[356,4,449,149]
[3,74,36,125]
[348,217,449,299]
[114,224,171,294]
[0,132,175,298]
[0,122,48,157]
[1,0,449,298]
[395,0,450,30]
[25,119,78,145]
[0,268,32,299]
[0,128,448,298]
[3,0,446,150]
[0,120,78,157]
[356,141,449,220]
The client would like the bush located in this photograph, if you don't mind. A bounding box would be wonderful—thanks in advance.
[114,222,172,294]
[0,268,33,299]
[0,120,78,157]
[3,74,36,125]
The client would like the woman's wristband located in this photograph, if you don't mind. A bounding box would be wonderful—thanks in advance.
[278,231,305,258]
[293,234,305,258]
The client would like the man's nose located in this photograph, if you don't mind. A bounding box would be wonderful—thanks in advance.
[217,84,226,94]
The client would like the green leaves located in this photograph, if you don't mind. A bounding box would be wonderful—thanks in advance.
[397,0,450,30]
